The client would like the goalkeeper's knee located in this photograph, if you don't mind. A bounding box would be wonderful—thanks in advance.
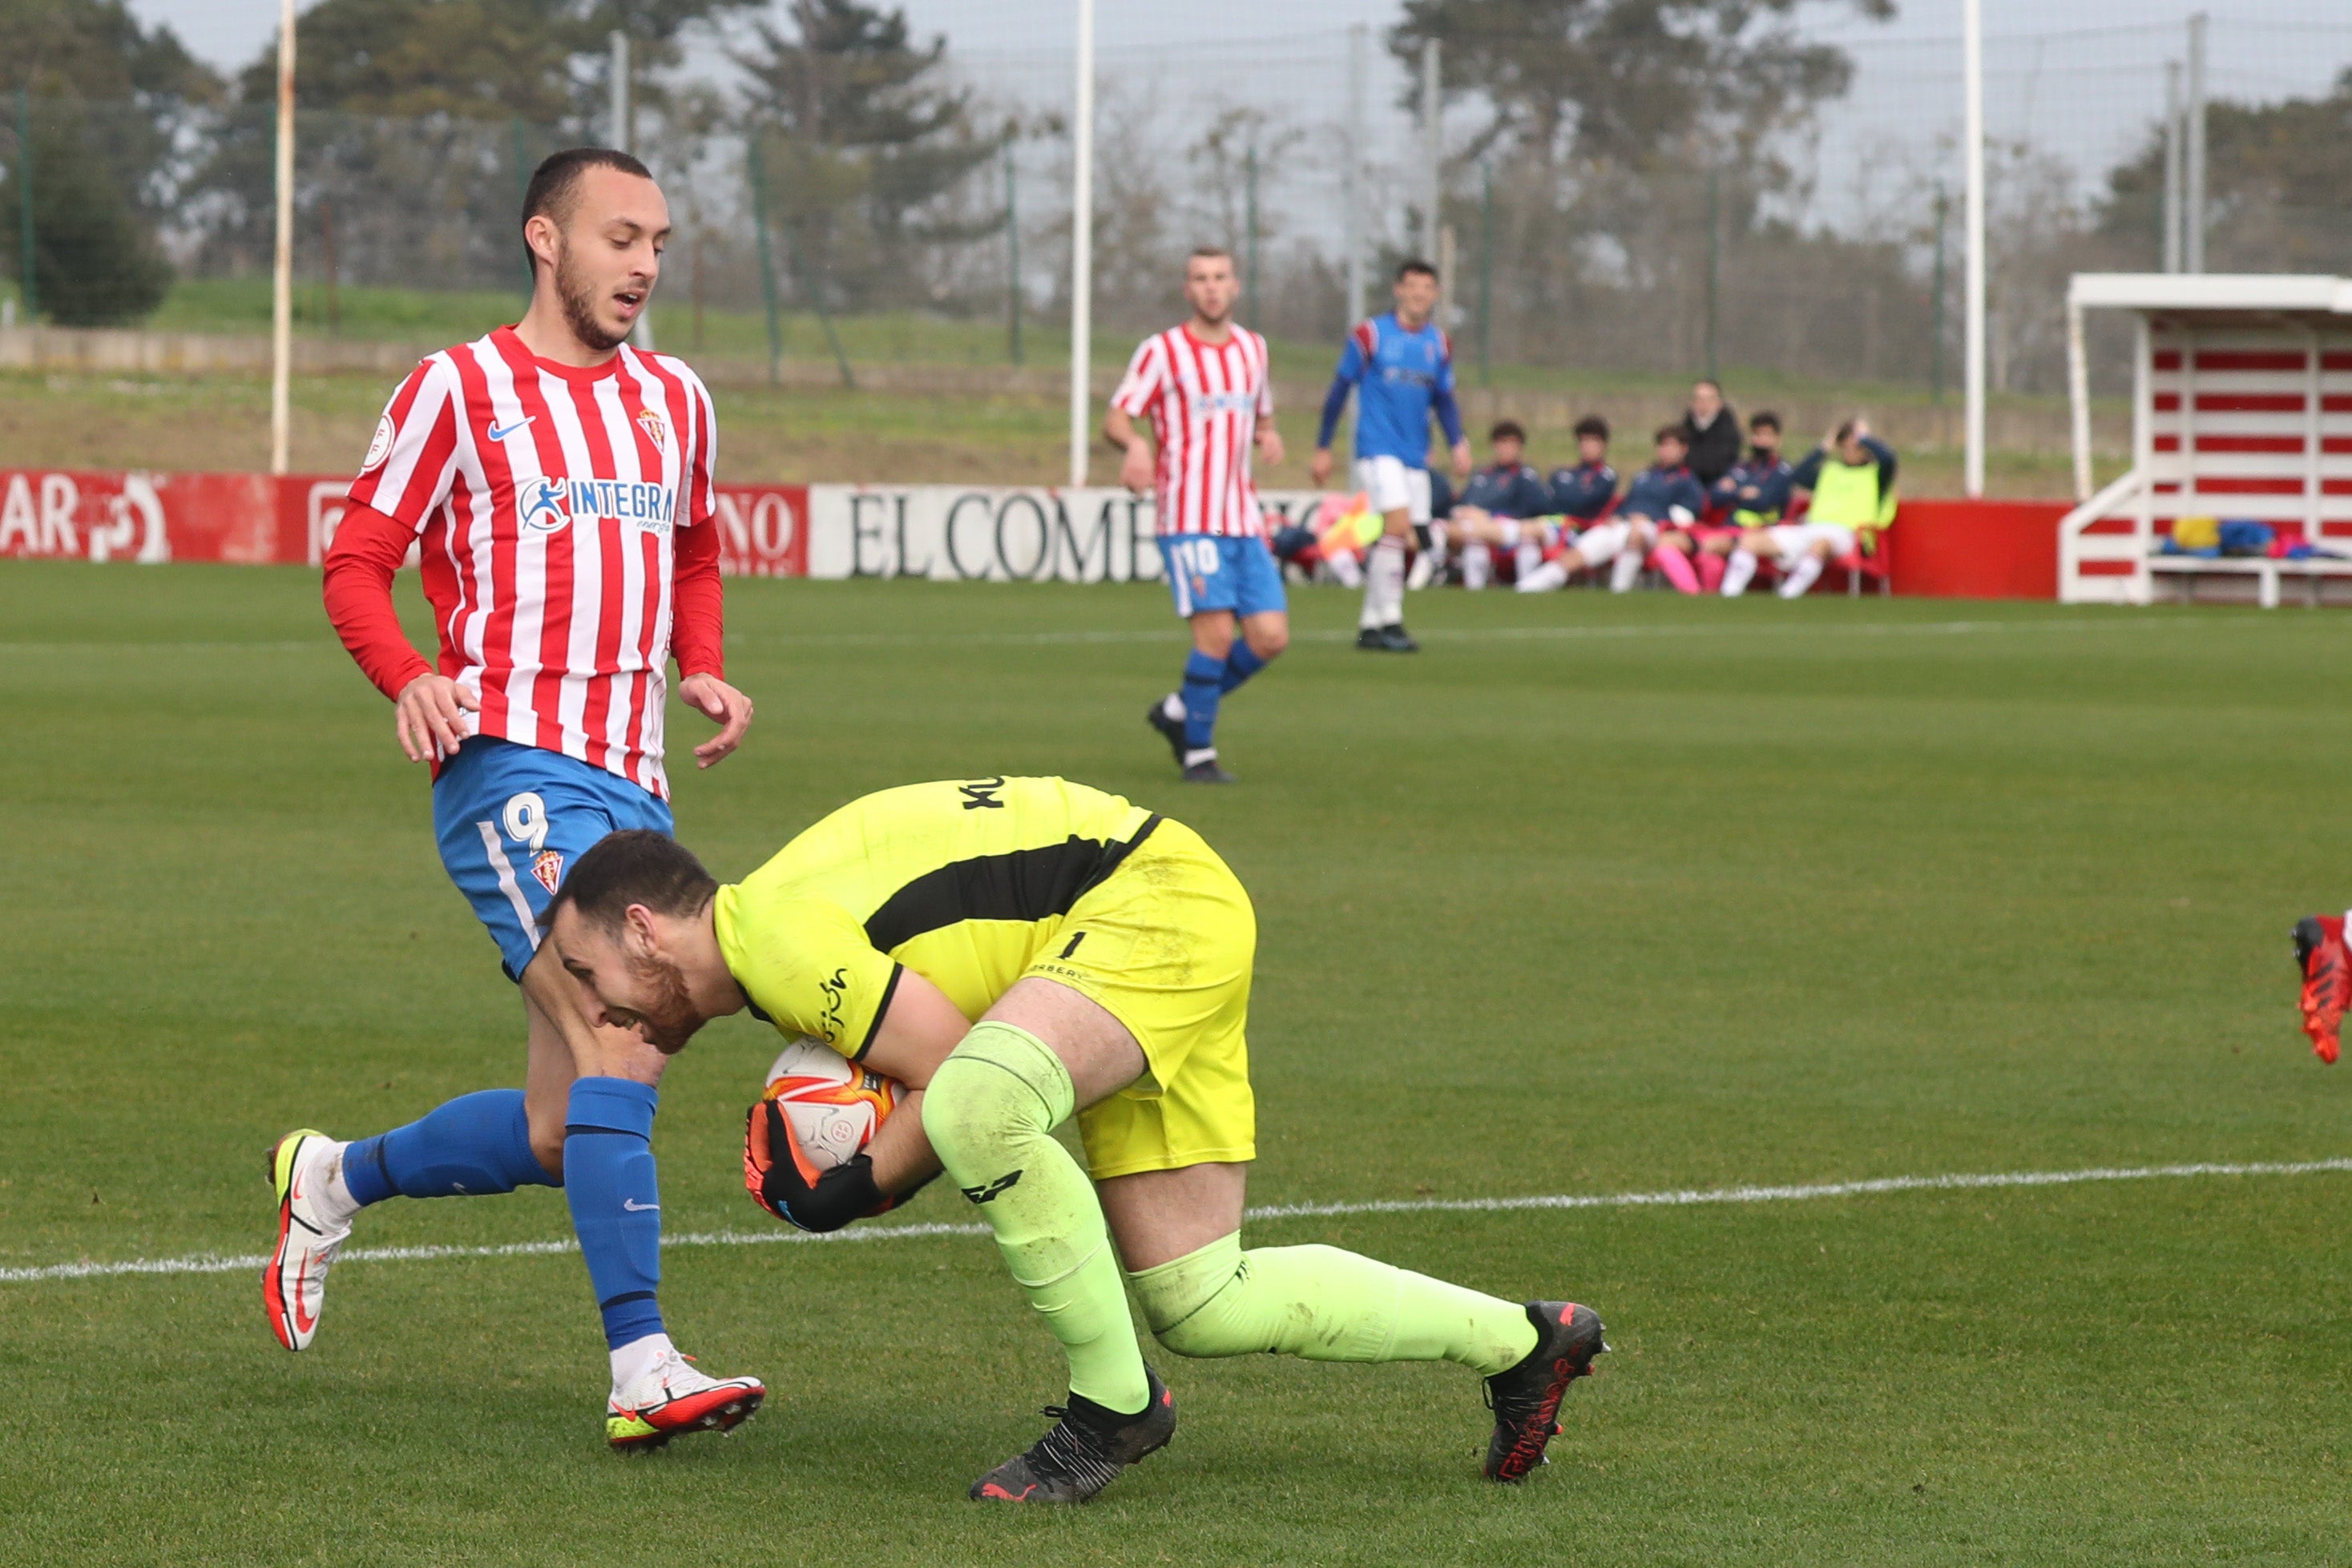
[919,1020,1074,1195]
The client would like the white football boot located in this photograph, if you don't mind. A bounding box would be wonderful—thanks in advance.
[263,1130,353,1351]
[607,1347,766,1450]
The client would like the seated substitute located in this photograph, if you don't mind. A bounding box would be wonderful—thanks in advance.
[1423,419,1554,589]
[543,778,1608,1503]
[1510,414,1620,583]
[1721,418,1898,599]
[1518,425,1704,594]
[1695,410,1794,594]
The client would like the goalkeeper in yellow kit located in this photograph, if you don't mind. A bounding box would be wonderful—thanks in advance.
[541,776,1606,1501]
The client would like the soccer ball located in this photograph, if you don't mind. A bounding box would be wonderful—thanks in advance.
[760,1038,906,1170]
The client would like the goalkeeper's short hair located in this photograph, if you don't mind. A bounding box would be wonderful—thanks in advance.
[539,828,716,934]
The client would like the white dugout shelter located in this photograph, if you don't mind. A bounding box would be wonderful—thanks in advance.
[2061,274,2352,607]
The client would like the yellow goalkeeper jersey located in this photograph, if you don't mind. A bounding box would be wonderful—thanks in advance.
[712,776,1158,1060]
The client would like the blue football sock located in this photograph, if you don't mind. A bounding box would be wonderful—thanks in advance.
[1220,643,1267,695]
[564,1078,666,1350]
[342,1088,556,1207]
[1181,650,1225,751]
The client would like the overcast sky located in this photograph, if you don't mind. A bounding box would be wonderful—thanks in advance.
[123,0,2352,228]
[127,0,2352,92]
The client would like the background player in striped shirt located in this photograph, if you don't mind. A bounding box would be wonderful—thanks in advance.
[1107,248,1288,785]
[1309,260,1473,653]
[266,148,763,1449]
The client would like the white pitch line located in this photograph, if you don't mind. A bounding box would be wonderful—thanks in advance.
[0,614,2219,659]
[5,1157,2346,1287]
[720,615,2208,653]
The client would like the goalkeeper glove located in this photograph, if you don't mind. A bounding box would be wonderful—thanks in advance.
[743,1098,894,1233]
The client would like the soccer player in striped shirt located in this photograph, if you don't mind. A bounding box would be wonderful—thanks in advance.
[1107,248,1288,784]
[264,148,763,1449]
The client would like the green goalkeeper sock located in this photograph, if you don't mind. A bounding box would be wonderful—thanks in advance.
[920,1021,1152,1415]
[1128,1232,1540,1377]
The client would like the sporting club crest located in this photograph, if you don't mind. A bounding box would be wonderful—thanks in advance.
[361,415,393,473]
[635,406,668,447]
[530,848,565,895]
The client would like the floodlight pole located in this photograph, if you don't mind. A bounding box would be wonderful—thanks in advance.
[270,0,296,478]
[2185,13,2207,275]
[1067,0,1095,488]
[2161,62,2183,273]
[1962,0,1986,498]
[1344,23,1366,327]
[611,30,653,349]
[1420,39,1441,259]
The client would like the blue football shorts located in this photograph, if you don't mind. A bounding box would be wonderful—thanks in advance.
[1158,534,1288,621]
[431,736,674,981]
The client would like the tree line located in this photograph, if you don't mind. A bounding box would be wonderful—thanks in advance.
[4,0,2347,397]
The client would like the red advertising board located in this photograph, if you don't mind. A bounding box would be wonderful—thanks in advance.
[7,468,2073,599]
[1887,498,2068,600]
[0,468,809,578]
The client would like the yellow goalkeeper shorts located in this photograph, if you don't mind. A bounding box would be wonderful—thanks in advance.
[1022,816,1258,1180]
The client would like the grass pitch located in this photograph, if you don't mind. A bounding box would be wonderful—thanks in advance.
[2,564,2347,1566]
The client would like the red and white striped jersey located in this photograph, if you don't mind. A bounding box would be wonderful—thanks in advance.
[346,326,717,799]
[1110,324,1273,537]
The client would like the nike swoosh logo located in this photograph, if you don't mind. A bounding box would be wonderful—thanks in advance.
[486,417,533,442]
[622,1199,660,1211]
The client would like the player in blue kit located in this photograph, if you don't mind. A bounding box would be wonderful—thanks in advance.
[1309,260,1472,651]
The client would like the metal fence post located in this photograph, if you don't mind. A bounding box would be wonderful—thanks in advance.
[512,118,531,300]
[1704,167,1720,384]
[747,135,782,389]
[1930,184,1948,403]
[14,91,33,320]
[1477,161,1492,387]
[1245,142,1259,325]
[1003,134,1021,365]
[778,215,854,390]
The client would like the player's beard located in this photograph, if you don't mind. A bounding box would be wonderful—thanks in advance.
[620,952,703,1054]
[554,244,631,355]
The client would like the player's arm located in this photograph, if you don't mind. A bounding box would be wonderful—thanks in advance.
[1103,405,1156,494]
[1789,445,1827,504]
[1858,431,1899,503]
[671,521,751,769]
[1432,345,1471,477]
[321,502,477,762]
[671,379,752,768]
[1253,350,1285,467]
[1309,333,1366,486]
[333,361,475,761]
[847,969,974,1196]
[1106,341,1163,494]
